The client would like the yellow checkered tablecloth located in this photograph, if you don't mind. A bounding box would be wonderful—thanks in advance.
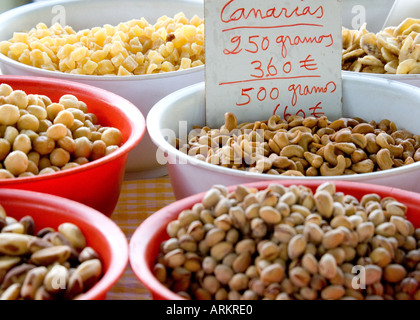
[106,176,175,300]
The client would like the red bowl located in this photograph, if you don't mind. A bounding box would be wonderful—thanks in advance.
[129,180,420,300]
[0,188,128,300]
[0,75,145,216]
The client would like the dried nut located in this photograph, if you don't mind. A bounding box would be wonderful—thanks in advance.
[302,253,318,274]
[232,252,252,273]
[73,259,102,290]
[214,264,234,285]
[384,264,407,283]
[390,216,409,237]
[0,256,21,272]
[330,215,353,230]
[289,267,311,287]
[274,224,297,243]
[365,264,383,285]
[0,283,21,300]
[153,263,167,283]
[228,273,248,292]
[260,263,285,284]
[287,235,307,260]
[229,206,247,229]
[319,253,337,279]
[357,222,375,242]
[2,222,25,234]
[202,188,221,209]
[322,229,345,249]
[0,233,32,255]
[2,264,35,289]
[375,222,396,237]
[304,223,324,244]
[164,249,185,268]
[19,216,35,235]
[369,247,392,267]
[78,247,99,263]
[28,237,53,253]
[259,206,281,224]
[210,241,234,261]
[321,285,345,300]
[21,266,48,299]
[44,264,69,293]
[314,191,334,218]
[30,245,71,266]
[235,239,256,255]
[67,273,84,299]
[58,223,86,251]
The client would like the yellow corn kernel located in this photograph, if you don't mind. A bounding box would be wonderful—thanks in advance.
[191,59,204,67]
[117,65,131,76]
[148,50,164,64]
[82,59,98,75]
[129,37,143,53]
[104,24,116,36]
[190,15,203,27]
[110,40,124,57]
[97,59,115,74]
[63,56,76,70]
[144,26,155,38]
[18,49,31,65]
[191,43,202,56]
[70,68,84,74]
[131,25,144,37]
[174,12,188,24]
[121,55,139,72]
[135,52,144,64]
[94,29,107,46]
[57,44,75,59]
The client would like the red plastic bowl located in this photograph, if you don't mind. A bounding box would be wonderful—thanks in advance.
[0,188,128,300]
[129,180,420,300]
[0,75,145,216]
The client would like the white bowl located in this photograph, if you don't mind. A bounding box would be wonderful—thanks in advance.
[342,0,420,88]
[0,0,204,179]
[148,73,420,200]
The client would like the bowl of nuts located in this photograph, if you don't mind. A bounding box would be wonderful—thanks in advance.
[0,188,128,300]
[0,75,145,216]
[342,13,420,87]
[129,180,420,300]
[0,0,204,178]
[148,73,420,200]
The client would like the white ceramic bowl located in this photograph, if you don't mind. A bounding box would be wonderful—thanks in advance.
[342,0,420,88]
[0,0,204,179]
[148,73,420,200]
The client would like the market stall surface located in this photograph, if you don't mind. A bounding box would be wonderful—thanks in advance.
[107,177,175,300]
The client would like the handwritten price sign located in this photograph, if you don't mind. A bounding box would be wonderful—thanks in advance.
[205,0,343,127]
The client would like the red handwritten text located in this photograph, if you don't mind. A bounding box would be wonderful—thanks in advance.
[288,81,336,106]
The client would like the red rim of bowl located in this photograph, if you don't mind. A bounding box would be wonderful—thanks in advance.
[0,188,128,300]
[129,179,420,300]
[0,75,145,185]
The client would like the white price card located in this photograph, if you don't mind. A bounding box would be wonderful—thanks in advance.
[205,0,343,127]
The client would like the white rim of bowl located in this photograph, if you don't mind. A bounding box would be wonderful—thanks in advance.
[0,0,204,82]
[147,72,420,183]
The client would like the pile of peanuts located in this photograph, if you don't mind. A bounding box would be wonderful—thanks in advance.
[0,204,103,300]
[175,112,420,176]
[154,182,420,300]
[0,12,204,76]
[0,83,122,179]
[342,18,420,74]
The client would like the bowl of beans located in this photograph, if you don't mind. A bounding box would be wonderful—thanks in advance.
[147,72,420,200]
[0,0,204,178]
[129,180,420,300]
[342,1,420,87]
[0,188,128,300]
[0,75,145,216]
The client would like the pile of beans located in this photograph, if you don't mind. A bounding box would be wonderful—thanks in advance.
[0,83,123,179]
[0,13,204,76]
[175,112,420,176]
[154,182,420,300]
[0,204,103,300]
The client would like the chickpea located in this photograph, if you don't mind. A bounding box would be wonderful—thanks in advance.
[105,145,119,156]
[69,119,84,132]
[39,167,55,175]
[61,162,80,170]
[38,119,53,133]
[4,126,19,145]
[4,150,28,176]
[46,124,68,141]
[73,127,92,140]
[46,103,64,121]
[74,157,89,165]
[17,114,39,131]
[26,160,39,175]
[101,128,122,146]
[74,137,92,158]
[50,148,70,167]
[57,136,76,153]
[91,140,106,161]
[38,157,52,170]
[27,151,40,166]
[27,105,47,120]
[59,94,79,109]
[54,110,74,128]
[13,134,31,154]
[0,104,20,125]
[0,139,11,161]
[6,90,28,109]
[0,83,13,97]
[33,136,55,155]
[0,169,14,179]
[67,108,85,122]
